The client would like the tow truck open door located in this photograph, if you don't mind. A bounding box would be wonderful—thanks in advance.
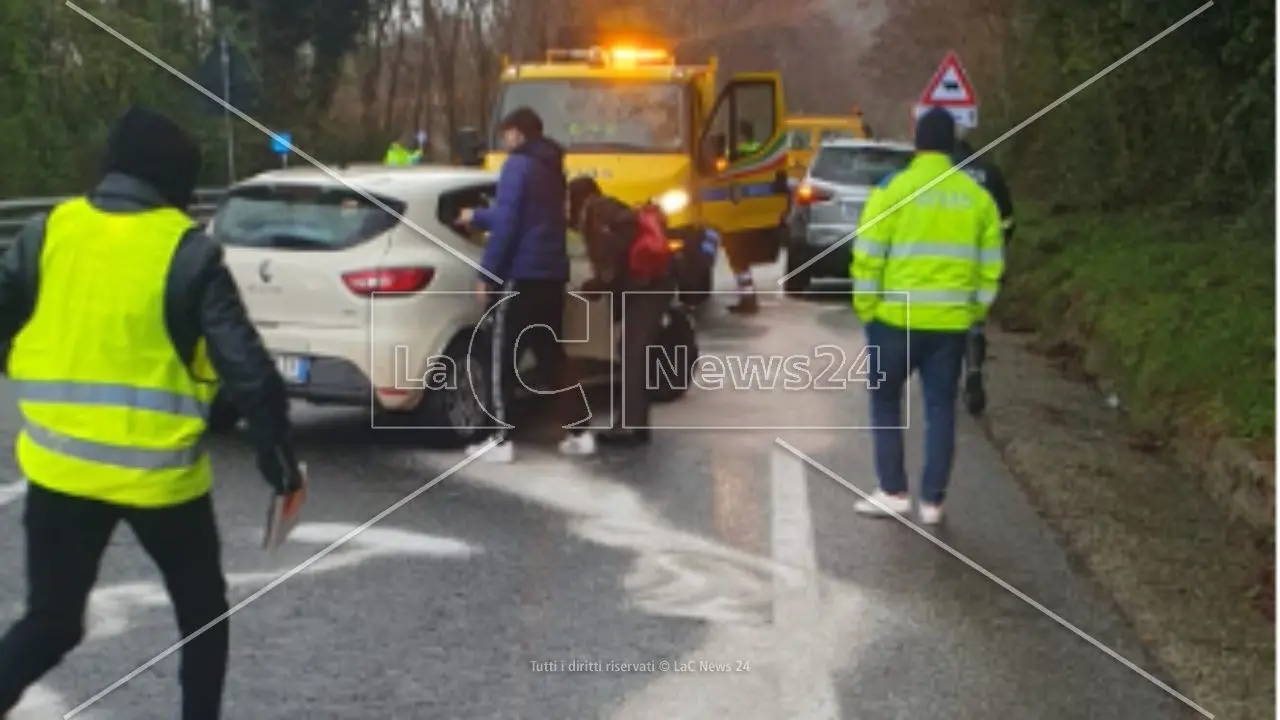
[695,73,789,239]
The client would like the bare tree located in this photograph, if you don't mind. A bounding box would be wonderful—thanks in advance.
[359,0,396,132]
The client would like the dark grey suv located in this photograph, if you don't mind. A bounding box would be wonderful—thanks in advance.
[783,139,914,293]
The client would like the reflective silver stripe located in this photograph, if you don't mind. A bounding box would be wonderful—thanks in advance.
[12,380,207,418]
[978,247,1004,264]
[24,422,205,470]
[975,288,997,305]
[888,241,978,261]
[1001,218,1015,229]
[851,279,881,292]
[853,239,888,257]
[879,289,975,304]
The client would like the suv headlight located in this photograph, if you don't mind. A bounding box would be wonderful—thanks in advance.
[654,189,690,216]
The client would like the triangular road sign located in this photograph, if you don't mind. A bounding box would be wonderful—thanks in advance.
[919,51,977,107]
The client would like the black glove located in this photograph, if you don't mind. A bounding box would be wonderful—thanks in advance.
[256,444,304,495]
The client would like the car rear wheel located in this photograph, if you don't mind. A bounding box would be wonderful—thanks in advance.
[648,307,697,403]
[398,335,494,448]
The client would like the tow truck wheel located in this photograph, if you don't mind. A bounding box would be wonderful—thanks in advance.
[783,247,812,295]
[677,264,713,307]
[648,307,697,403]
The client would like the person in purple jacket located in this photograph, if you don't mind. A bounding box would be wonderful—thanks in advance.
[457,107,594,462]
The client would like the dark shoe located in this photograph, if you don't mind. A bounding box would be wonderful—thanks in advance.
[727,295,759,315]
[963,370,986,416]
[598,427,651,446]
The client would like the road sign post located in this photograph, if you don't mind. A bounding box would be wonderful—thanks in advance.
[195,32,259,184]
[914,51,979,131]
[219,35,235,182]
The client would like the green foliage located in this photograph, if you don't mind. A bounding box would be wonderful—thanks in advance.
[0,0,225,195]
[988,0,1273,214]
[982,1,1274,445]
[211,0,372,121]
[994,199,1275,441]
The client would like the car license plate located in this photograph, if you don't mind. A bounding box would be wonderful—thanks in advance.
[276,355,309,384]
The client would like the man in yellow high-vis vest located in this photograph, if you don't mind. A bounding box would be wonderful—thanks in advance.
[384,133,423,166]
[849,107,1004,526]
[0,107,302,719]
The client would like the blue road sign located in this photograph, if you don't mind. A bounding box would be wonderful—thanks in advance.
[270,132,292,155]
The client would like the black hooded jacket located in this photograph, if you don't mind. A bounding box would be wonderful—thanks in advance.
[951,139,1014,222]
[0,108,290,453]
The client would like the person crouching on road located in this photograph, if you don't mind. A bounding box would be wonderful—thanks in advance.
[567,176,675,447]
[0,106,304,720]
[849,107,1004,525]
[457,107,594,462]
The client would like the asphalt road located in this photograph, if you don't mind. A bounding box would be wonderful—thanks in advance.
[1,263,1195,719]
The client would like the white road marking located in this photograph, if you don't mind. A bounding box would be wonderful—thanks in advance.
[77,522,480,640]
[770,449,841,718]
[5,523,479,716]
[0,480,26,507]
[11,683,79,719]
[459,453,866,720]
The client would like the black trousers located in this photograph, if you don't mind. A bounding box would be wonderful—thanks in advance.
[489,279,586,437]
[617,287,674,428]
[0,483,229,720]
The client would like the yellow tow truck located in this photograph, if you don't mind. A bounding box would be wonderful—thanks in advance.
[468,39,790,305]
[782,114,872,182]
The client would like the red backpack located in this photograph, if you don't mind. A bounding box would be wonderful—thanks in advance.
[628,203,672,283]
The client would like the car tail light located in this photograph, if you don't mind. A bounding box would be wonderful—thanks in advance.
[795,183,834,205]
[342,267,434,296]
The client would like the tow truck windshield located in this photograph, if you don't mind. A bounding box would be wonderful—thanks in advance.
[493,79,687,154]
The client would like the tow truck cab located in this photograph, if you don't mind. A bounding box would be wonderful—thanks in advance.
[478,42,790,304]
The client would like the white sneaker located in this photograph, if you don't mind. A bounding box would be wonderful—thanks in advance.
[467,438,513,463]
[918,503,944,525]
[854,490,911,517]
[558,432,596,457]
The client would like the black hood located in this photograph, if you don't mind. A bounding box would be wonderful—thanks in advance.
[513,136,565,173]
[99,107,202,210]
[914,107,956,154]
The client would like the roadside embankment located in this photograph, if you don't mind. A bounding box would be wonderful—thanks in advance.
[979,203,1273,719]
[993,204,1274,530]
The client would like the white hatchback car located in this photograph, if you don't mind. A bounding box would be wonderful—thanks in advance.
[204,164,696,446]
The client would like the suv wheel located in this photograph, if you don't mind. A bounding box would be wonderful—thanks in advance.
[648,307,697,403]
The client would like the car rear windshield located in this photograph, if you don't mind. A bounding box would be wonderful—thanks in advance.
[212,184,406,251]
[811,147,912,187]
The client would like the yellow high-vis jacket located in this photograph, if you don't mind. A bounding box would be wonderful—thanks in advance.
[8,198,218,507]
[850,152,1004,332]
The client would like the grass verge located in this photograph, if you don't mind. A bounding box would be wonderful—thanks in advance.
[992,202,1275,450]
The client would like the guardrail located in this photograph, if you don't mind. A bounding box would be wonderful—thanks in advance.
[0,188,227,245]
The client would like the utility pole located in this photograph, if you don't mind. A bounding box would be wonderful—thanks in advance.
[219,33,236,184]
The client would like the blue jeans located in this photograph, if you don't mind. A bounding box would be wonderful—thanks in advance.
[865,321,967,504]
